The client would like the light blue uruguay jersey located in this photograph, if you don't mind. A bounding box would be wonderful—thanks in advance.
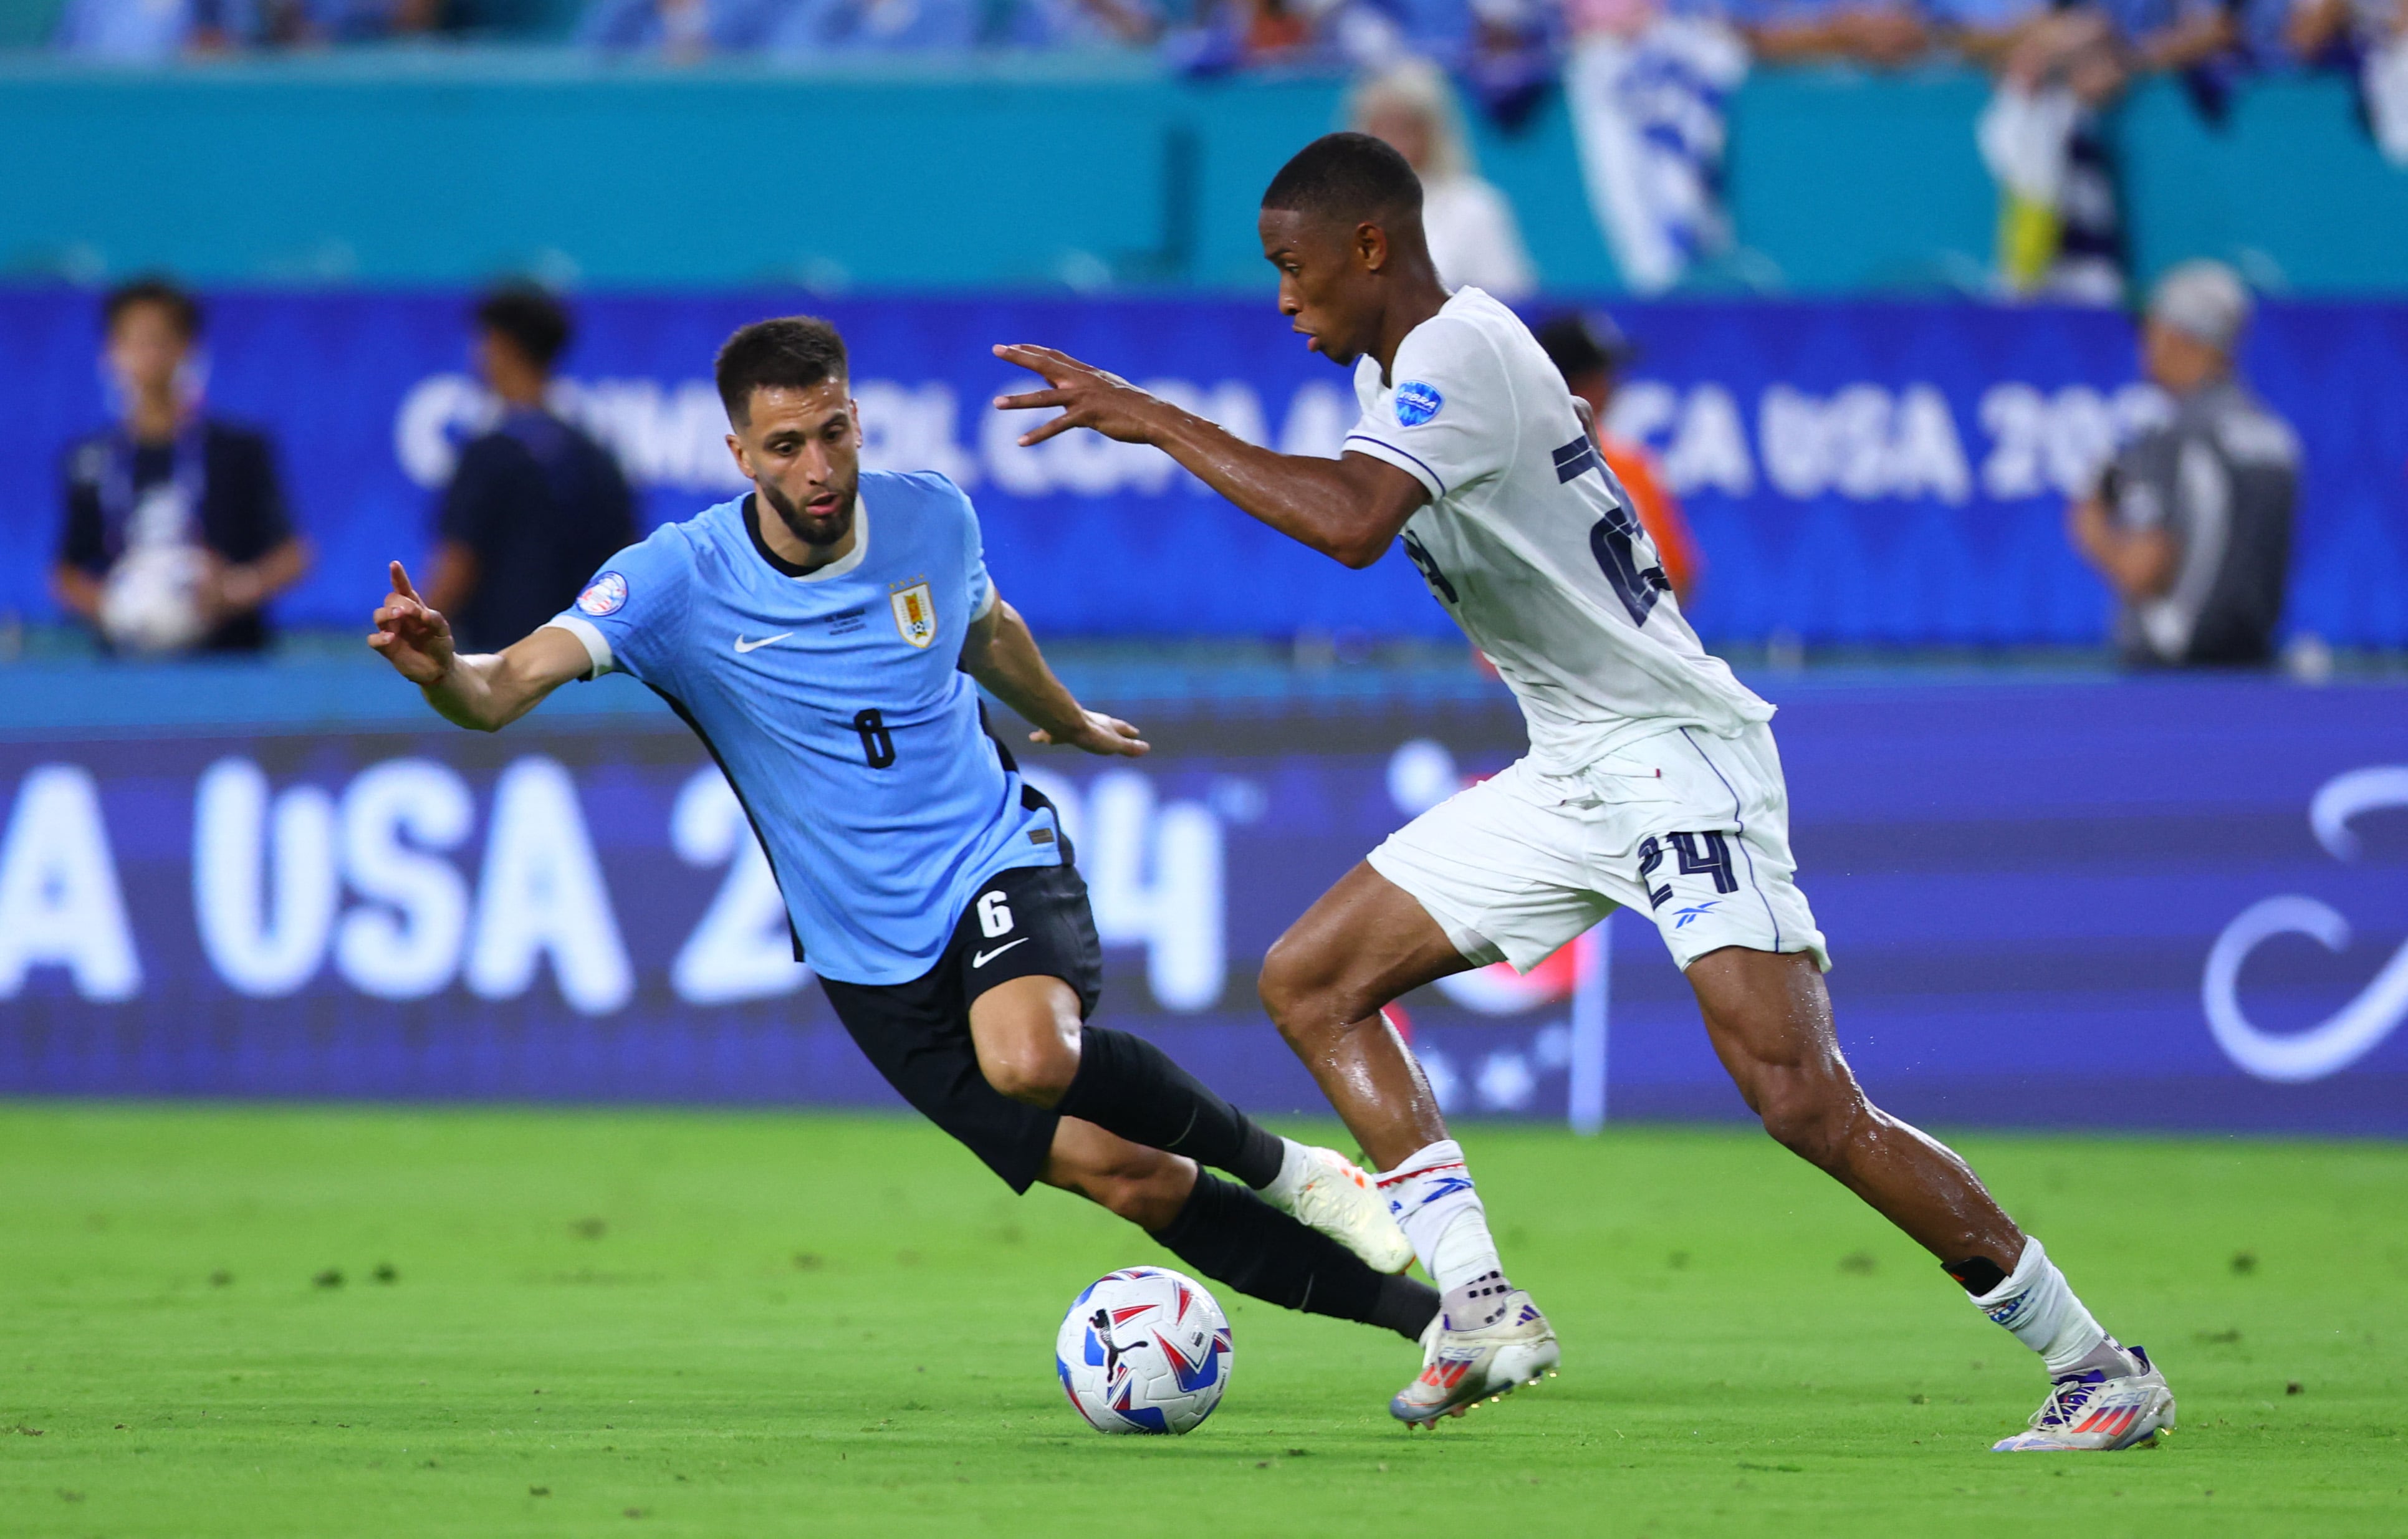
[545,471,1065,985]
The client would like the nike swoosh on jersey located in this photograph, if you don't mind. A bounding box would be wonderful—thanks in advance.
[971,937,1031,968]
[733,632,794,654]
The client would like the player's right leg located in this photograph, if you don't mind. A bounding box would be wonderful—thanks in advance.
[956,865,1408,1274]
[815,968,1437,1344]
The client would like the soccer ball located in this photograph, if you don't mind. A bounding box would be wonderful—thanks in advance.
[99,544,211,654]
[1053,1266,1233,1435]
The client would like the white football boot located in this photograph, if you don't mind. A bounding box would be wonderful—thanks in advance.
[1264,1145,1414,1274]
[1993,1345,2176,1452]
[1389,1290,1561,1427]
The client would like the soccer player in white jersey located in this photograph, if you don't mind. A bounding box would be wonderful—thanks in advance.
[994,132,2176,1448]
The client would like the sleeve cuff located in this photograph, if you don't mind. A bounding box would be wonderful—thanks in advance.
[970,580,999,622]
[541,616,614,681]
[1343,433,1447,499]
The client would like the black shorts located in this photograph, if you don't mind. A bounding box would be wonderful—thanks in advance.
[818,861,1103,1194]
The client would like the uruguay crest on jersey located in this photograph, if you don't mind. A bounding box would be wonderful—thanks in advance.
[890,579,937,648]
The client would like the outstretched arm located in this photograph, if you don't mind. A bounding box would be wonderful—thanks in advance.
[368,559,591,732]
[994,344,1428,570]
[959,595,1147,759]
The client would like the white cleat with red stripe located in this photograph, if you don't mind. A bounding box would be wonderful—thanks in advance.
[1389,1291,1561,1427]
[1992,1346,2176,1451]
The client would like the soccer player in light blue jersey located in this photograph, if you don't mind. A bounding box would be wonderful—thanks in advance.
[369,315,1436,1350]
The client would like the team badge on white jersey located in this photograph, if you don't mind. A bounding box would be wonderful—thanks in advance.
[1339,287,1772,772]
[890,580,938,648]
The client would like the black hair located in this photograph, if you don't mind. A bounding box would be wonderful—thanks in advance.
[475,284,573,371]
[103,276,202,341]
[714,315,848,424]
[1260,131,1422,226]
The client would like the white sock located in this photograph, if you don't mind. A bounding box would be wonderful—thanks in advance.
[1969,1237,2113,1376]
[1378,1139,1505,1298]
[1261,1138,1310,1207]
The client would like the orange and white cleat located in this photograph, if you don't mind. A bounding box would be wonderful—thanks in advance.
[1264,1144,1414,1275]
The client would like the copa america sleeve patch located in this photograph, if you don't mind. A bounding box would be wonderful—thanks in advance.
[575,571,628,616]
[1394,381,1444,428]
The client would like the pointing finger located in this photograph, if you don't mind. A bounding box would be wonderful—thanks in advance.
[390,560,420,602]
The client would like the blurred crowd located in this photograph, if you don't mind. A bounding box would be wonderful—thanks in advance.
[49,0,2402,92]
[48,0,2407,300]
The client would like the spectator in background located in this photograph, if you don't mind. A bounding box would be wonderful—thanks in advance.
[1535,311,1704,602]
[54,279,312,655]
[1165,0,1433,74]
[53,0,246,58]
[768,0,979,50]
[768,0,1158,50]
[1561,0,1750,294]
[1970,2,2132,300]
[260,0,449,43]
[1350,59,1539,299]
[2069,261,2299,668]
[2290,0,2408,162]
[55,0,444,56]
[1970,0,2273,299]
[426,287,637,654]
[1744,0,1929,65]
[578,0,783,57]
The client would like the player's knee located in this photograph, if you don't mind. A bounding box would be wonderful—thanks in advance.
[1755,1074,1859,1170]
[1070,1151,1192,1229]
[1256,934,1346,1042]
[979,1037,1078,1108]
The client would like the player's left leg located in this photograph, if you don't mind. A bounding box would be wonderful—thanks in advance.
[817,935,1437,1343]
[1036,1117,1438,1343]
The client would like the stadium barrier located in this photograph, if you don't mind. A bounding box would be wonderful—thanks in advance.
[2,289,2403,649]
[2,665,2402,1135]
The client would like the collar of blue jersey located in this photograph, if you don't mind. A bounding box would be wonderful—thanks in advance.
[741,487,871,582]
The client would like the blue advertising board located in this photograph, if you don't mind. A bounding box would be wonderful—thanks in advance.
[1,668,2401,1135]
[2,289,2402,649]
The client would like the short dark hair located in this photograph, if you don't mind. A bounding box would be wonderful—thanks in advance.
[714,316,848,424]
[476,284,573,371]
[1260,132,1422,226]
[103,277,201,341]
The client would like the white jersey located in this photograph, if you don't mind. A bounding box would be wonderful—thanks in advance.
[1343,287,1772,772]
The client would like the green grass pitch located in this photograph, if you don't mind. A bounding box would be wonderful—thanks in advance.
[2,1104,2402,1536]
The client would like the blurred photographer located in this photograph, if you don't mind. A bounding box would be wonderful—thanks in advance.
[1535,311,1702,603]
[54,278,311,655]
[2068,260,2299,669]
[424,285,636,654]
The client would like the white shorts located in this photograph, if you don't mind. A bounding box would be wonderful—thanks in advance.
[1368,722,1831,976]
